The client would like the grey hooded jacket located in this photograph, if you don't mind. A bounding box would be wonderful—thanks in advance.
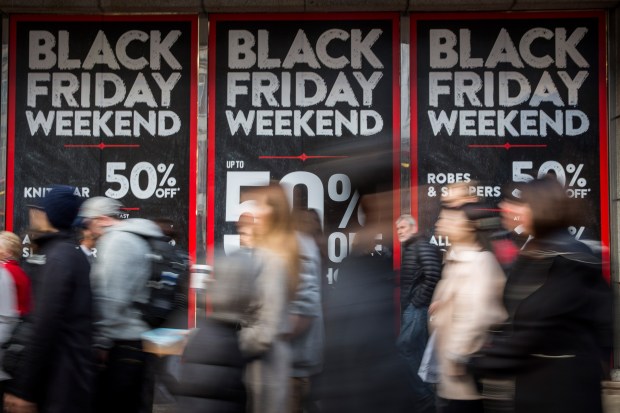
[90,218,163,347]
[290,233,324,377]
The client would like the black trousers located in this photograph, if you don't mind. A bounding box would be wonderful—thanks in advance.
[94,341,153,413]
[0,380,4,412]
[437,397,484,413]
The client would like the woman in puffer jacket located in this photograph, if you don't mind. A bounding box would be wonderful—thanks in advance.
[173,253,255,413]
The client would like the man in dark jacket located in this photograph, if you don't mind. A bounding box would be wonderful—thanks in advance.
[4,185,93,413]
[395,214,442,413]
[320,239,413,413]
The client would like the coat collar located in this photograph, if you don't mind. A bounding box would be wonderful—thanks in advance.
[445,245,484,262]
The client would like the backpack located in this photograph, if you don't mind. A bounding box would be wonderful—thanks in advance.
[136,236,189,328]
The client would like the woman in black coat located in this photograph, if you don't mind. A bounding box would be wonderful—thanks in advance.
[470,177,613,413]
[173,252,254,413]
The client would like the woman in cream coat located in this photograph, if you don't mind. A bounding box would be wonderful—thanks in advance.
[430,202,506,413]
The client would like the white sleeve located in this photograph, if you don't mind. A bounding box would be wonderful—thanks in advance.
[0,268,18,344]
[445,252,506,358]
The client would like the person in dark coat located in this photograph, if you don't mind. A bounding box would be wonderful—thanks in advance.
[172,252,254,413]
[469,176,613,413]
[395,214,442,413]
[320,241,414,413]
[4,185,94,413]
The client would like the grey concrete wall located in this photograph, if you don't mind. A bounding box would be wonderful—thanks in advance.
[0,0,618,14]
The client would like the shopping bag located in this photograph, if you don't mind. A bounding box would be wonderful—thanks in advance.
[418,331,440,383]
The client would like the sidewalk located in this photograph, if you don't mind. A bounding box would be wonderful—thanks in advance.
[154,404,177,413]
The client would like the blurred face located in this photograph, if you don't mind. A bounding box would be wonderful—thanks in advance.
[435,208,475,245]
[441,184,476,209]
[499,199,533,236]
[238,224,254,248]
[29,208,53,232]
[85,215,115,239]
[80,228,97,249]
[396,220,416,242]
[253,195,273,236]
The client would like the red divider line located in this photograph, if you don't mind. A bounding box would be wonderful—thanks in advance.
[468,144,548,149]
[64,144,141,148]
[259,155,348,160]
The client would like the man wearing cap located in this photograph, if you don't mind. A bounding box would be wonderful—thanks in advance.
[78,196,163,413]
[4,186,93,413]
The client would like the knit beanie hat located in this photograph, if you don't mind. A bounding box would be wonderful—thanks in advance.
[42,185,83,230]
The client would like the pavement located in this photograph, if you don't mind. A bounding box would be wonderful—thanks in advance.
[153,404,177,413]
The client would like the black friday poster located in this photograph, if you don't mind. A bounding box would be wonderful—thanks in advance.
[7,15,198,256]
[411,12,609,258]
[208,13,400,276]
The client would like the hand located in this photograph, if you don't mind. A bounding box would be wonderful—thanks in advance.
[429,300,441,315]
[289,314,312,339]
[4,394,37,413]
[445,360,466,377]
[96,348,110,368]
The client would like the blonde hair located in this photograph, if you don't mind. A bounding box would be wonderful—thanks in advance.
[0,231,22,260]
[252,182,300,298]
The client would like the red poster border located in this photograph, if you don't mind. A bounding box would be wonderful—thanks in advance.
[7,14,199,320]
[207,12,401,269]
[410,11,610,278]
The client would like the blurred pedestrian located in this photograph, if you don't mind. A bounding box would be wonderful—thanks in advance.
[430,200,507,413]
[152,217,190,329]
[289,208,324,413]
[293,208,327,287]
[173,252,254,413]
[240,182,300,413]
[395,214,442,413]
[498,184,532,251]
[78,196,164,413]
[485,184,533,274]
[320,191,414,413]
[441,182,477,209]
[236,212,255,252]
[0,266,18,412]
[0,231,32,317]
[75,219,97,264]
[469,176,613,413]
[0,231,31,412]
[149,217,191,408]
[4,185,93,413]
